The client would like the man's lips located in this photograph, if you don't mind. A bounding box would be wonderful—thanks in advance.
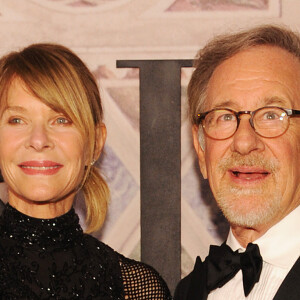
[18,160,63,175]
[229,166,270,181]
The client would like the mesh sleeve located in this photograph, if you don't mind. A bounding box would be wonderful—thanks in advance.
[119,256,172,299]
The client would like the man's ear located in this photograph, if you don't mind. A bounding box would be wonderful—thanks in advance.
[192,125,208,179]
[93,123,107,161]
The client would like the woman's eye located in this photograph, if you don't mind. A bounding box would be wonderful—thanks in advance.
[55,117,72,125]
[8,118,23,124]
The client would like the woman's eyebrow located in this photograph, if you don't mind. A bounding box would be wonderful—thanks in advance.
[3,106,27,113]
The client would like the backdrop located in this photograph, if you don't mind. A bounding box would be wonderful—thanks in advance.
[0,0,299,294]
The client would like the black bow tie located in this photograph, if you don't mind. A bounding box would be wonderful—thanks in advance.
[205,242,263,297]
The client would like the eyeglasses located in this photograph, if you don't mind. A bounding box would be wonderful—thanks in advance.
[196,106,300,140]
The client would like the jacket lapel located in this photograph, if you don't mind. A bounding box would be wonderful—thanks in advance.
[273,256,300,300]
[186,256,209,300]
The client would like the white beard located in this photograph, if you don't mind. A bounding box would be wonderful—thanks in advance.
[215,185,281,227]
[213,152,281,227]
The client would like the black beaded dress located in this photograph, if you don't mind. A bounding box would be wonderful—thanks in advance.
[0,204,172,299]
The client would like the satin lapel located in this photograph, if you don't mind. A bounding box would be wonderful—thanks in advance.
[273,256,300,300]
[187,256,208,300]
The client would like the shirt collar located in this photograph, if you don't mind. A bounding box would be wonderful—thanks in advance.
[227,205,300,269]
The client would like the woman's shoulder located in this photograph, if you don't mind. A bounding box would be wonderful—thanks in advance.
[117,253,173,300]
[82,233,119,261]
[82,235,172,299]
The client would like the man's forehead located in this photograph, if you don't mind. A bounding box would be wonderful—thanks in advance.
[205,45,300,110]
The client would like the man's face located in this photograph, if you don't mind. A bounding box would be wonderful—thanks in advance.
[193,45,300,230]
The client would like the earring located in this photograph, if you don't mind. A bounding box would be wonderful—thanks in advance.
[91,159,96,166]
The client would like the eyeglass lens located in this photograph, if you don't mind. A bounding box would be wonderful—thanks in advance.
[202,107,289,139]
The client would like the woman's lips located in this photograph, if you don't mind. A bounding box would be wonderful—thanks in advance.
[18,160,63,175]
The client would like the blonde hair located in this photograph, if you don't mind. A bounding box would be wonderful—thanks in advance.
[0,43,109,232]
[189,24,300,124]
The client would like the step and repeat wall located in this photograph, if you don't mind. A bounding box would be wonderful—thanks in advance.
[0,0,298,293]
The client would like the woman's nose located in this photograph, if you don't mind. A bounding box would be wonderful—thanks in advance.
[25,124,54,151]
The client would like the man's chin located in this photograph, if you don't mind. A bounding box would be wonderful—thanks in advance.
[224,211,265,228]
[216,197,281,228]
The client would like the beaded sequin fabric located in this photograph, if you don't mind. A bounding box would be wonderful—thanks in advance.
[0,200,4,215]
[0,204,172,299]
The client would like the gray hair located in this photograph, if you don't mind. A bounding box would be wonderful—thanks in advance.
[188,24,300,124]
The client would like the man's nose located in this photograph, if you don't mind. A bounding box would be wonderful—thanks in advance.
[25,124,54,151]
[230,116,265,155]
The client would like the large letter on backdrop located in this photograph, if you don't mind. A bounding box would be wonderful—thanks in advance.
[117,59,193,293]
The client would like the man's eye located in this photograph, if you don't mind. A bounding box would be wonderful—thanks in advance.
[264,112,279,120]
[261,111,282,121]
[220,114,235,121]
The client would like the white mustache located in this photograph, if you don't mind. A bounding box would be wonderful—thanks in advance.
[218,153,279,173]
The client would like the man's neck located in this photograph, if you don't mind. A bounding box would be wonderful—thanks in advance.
[231,225,269,248]
[229,209,296,247]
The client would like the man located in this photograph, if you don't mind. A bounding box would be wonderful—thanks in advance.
[175,25,300,300]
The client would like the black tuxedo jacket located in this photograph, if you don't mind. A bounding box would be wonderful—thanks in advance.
[174,255,300,300]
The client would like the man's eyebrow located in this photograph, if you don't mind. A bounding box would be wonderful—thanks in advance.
[212,97,289,110]
[212,100,237,109]
[263,97,288,107]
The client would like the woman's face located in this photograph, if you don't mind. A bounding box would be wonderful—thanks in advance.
[0,78,89,217]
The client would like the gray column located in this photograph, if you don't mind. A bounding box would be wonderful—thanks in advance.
[117,59,193,294]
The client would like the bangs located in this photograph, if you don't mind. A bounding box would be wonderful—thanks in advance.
[0,43,103,163]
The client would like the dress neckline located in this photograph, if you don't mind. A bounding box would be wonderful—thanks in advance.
[0,203,83,250]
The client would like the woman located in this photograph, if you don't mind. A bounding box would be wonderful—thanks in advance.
[0,44,172,299]
[0,199,4,214]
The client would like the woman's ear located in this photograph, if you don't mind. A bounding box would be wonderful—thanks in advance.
[93,123,107,161]
[192,124,207,179]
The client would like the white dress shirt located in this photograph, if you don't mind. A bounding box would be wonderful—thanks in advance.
[208,205,300,299]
